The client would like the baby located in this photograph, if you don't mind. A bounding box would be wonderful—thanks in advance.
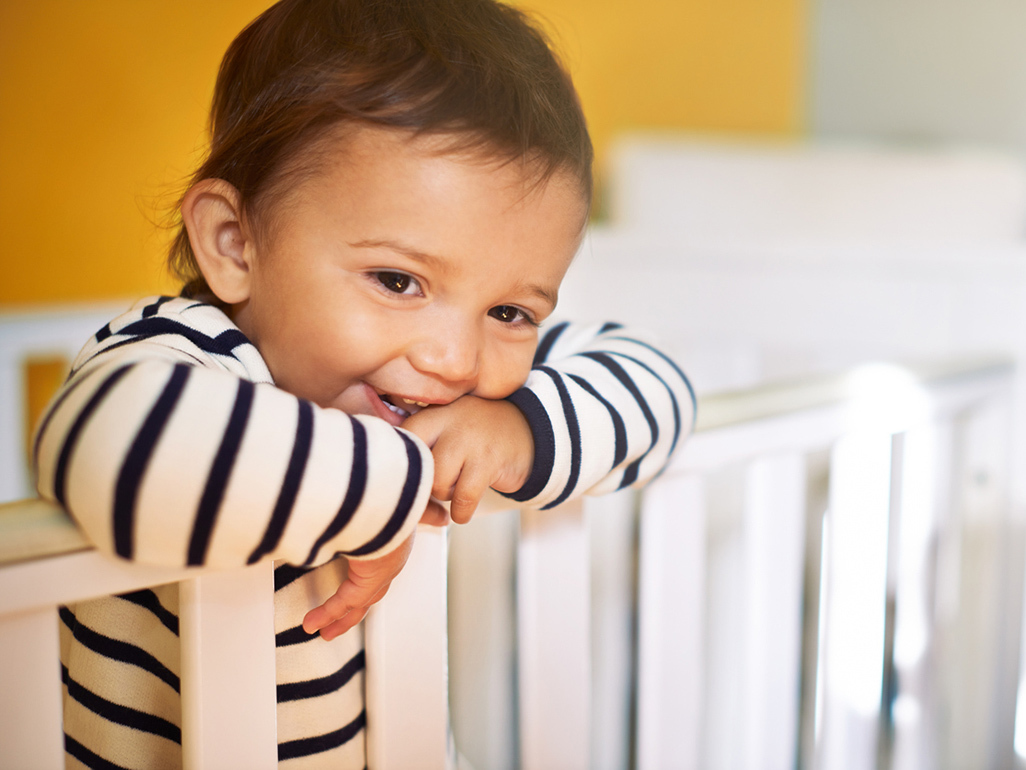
[33,0,695,766]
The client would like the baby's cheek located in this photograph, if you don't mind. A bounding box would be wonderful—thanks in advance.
[477,351,535,399]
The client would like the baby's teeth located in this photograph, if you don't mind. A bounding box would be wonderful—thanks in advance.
[402,398,430,408]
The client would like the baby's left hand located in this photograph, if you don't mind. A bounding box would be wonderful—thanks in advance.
[302,532,414,640]
[402,396,534,524]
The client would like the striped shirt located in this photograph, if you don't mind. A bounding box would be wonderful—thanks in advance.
[34,296,695,769]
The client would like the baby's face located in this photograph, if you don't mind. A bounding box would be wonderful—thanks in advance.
[232,126,587,423]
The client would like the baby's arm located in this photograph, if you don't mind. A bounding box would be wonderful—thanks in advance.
[403,320,696,516]
[33,300,433,574]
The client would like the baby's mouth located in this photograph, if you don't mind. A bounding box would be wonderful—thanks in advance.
[380,394,429,418]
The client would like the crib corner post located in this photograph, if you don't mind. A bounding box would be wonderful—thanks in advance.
[179,560,278,770]
[365,524,452,770]
[0,605,64,769]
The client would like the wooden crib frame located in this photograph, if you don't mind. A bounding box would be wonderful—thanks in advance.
[0,305,1018,769]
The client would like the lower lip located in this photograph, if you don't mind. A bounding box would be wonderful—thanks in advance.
[363,383,407,426]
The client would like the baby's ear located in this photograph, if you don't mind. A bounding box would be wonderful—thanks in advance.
[181,179,254,305]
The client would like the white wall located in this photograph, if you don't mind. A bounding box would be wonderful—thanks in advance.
[811,0,1026,152]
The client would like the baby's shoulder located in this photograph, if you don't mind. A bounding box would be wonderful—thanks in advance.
[70,296,271,384]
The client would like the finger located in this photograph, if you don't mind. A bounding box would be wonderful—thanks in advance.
[317,580,393,640]
[303,603,340,635]
[319,606,370,641]
[303,598,349,635]
[400,407,446,447]
[427,447,463,503]
[302,579,390,635]
[302,580,364,634]
[449,466,492,524]
[420,498,451,527]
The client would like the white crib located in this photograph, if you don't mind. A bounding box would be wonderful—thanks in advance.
[0,298,1016,769]
[3,137,1025,769]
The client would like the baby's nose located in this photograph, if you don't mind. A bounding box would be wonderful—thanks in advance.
[409,320,480,385]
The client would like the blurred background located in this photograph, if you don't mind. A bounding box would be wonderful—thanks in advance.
[0,0,806,307]
[5,1,1026,769]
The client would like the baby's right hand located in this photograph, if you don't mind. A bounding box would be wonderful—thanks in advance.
[402,396,534,524]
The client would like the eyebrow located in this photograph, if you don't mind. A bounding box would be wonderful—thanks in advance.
[349,238,559,308]
[349,238,448,271]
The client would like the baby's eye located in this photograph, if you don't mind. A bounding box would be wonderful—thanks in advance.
[373,271,421,295]
[489,305,535,326]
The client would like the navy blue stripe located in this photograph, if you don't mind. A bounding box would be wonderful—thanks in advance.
[65,735,131,770]
[305,418,368,564]
[608,336,697,421]
[187,379,254,565]
[608,352,683,458]
[274,563,315,592]
[533,321,568,365]
[99,317,251,358]
[278,710,366,760]
[61,665,181,744]
[141,296,175,318]
[32,365,98,473]
[53,365,133,506]
[568,373,628,466]
[117,589,179,635]
[536,367,581,510]
[503,388,555,502]
[276,624,318,647]
[94,323,113,343]
[249,399,314,564]
[277,651,365,703]
[114,365,190,559]
[581,352,658,487]
[600,321,623,333]
[59,607,179,693]
[344,432,422,557]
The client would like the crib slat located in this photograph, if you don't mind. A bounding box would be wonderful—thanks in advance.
[0,304,128,503]
[636,474,707,770]
[179,561,278,770]
[741,452,806,770]
[365,524,451,770]
[818,431,894,770]
[518,499,590,770]
[0,354,27,502]
[0,605,63,768]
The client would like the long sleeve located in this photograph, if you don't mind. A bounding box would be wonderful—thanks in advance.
[33,296,431,569]
[505,320,695,510]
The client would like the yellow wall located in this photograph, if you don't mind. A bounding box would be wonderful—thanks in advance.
[0,0,806,307]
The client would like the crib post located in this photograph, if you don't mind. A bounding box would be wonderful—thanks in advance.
[0,605,64,768]
[0,344,28,502]
[365,524,452,770]
[518,499,591,770]
[636,473,707,770]
[817,431,894,770]
[179,561,278,770]
[740,452,807,770]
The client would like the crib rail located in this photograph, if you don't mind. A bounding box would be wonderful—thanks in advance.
[637,355,1016,770]
[0,302,129,503]
[0,354,1016,769]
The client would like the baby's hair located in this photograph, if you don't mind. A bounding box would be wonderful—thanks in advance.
[169,0,593,298]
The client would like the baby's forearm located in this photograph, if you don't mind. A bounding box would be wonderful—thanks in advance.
[504,321,695,509]
[35,351,432,569]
